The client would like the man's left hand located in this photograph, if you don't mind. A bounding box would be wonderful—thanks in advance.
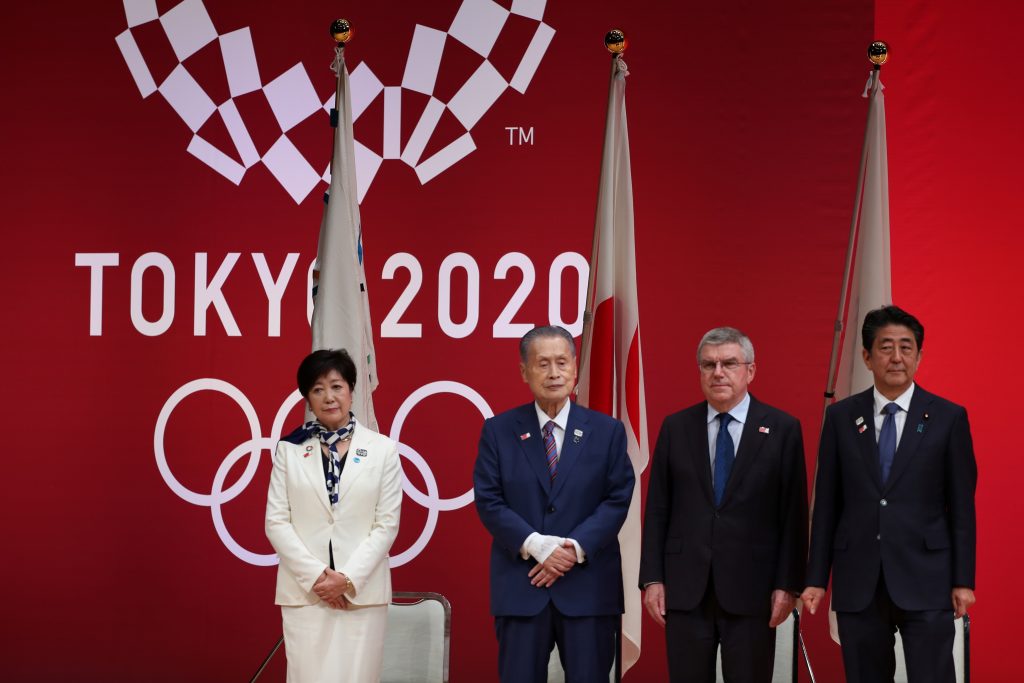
[769,589,796,628]
[951,587,975,619]
[528,545,576,587]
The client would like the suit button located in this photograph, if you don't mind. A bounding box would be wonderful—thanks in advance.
[548,505,556,513]
[880,499,888,506]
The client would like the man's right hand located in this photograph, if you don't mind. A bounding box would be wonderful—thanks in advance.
[643,583,666,627]
[800,586,826,615]
[528,545,576,587]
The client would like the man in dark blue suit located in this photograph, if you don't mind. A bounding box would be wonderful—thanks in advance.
[803,305,977,683]
[474,325,635,683]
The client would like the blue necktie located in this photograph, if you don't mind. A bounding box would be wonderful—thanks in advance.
[878,402,900,483]
[543,421,558,481]
[713,413,735,506]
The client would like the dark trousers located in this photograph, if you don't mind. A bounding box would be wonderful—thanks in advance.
[495,602,618,683]
[836,573,955,683]
[664,577,776,683]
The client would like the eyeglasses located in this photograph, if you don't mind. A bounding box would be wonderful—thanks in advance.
[698,359,751,374]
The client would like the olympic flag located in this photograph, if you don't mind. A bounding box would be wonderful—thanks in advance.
[577,54,649,673]
[818,66,893,643]
[311,47,380,431]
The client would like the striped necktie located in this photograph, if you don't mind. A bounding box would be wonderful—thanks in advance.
[543,420,558,481]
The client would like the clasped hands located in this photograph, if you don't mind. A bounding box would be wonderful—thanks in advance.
[313,568,351,610]
[528,541,577,588]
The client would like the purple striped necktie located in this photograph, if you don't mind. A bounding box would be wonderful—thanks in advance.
[542,420,558,481]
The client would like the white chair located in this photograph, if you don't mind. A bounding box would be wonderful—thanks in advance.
[714,609,799,683]
[381,591,451,683]
[893,614,970,683]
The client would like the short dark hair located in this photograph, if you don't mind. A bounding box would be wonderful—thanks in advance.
[519,325,576,363]
[297,349,357,397]
[861,305,925,351]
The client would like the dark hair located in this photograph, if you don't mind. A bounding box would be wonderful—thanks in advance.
[861,305,925,351]
[297,349,357,398]
[519,325,576,362]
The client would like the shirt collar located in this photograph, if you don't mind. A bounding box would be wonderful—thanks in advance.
[706,391,751,425]
[873,383,915,415]
[535,399,571,432]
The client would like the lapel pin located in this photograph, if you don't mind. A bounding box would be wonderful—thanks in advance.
[917,423,924,433]
[855,416,865,426]
[304,445,314,457]
[858,424,868,434]
[353,457,360,463]
[520,432,531,441]
[356,448,368,458]
[573,428,584,443]
[923,412,930,420]
[758,426,770,434]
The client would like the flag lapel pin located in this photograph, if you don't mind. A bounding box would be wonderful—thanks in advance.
[855,416,865,426]
[573,428,584,444]
[520,432,531,441]
[304,445,314,458]
[916,423,924,433]
[758,426,770,434]
[858,424,868,434]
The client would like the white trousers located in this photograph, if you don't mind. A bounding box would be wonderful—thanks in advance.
[281,602,387,683]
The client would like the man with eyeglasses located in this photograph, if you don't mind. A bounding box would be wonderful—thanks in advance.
[639,327,808,682]
[801,306,977,683]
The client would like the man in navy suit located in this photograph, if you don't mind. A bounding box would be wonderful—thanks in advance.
[802,305,977,683]
[639,327,807,682]
[474,325,635,683]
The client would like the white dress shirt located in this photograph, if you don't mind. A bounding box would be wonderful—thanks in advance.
[706,391,751,471]
[872,383,915,447]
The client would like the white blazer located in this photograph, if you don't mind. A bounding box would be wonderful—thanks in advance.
[266,423,403,606]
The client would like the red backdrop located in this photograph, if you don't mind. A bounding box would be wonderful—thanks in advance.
[2,0,1021,680]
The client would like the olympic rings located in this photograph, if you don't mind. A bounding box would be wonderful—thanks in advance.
[155,378,492,568]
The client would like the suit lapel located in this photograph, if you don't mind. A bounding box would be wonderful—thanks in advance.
[884,386,934,491]
[721,396,766,504]
[853,389,884,491]
[550,403,590,500]
[515,405,553,495]
[297,438,333,515]
[336,423,371,505]
[688,404,715,506]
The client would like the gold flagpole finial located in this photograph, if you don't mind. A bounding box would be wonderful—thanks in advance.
[605,29,627,54]
[868,41,889,68]
[331,19,353,46]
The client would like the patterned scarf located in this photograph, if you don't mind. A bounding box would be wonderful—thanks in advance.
[304,414,356,506]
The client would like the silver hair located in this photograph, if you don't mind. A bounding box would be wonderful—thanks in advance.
[696,327,755,363]
[519,325,576,362]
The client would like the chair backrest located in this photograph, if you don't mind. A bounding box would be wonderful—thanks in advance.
[715,610,798,683]
[381,591,451,683]
[893,614,969,683]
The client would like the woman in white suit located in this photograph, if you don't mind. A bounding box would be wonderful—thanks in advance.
[266,349,403,682]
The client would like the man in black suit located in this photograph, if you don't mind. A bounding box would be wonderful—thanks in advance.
[803,305,977,683]
[639,327,807,682]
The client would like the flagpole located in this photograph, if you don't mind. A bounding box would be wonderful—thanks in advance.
[820,42,888,425]
[579,29,628,389]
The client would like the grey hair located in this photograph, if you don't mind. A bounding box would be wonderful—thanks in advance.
[696,327,755,363]
[519,325,576,362]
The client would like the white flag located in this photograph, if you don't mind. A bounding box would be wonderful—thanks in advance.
[577,55,649,674]
[821,69,892,643]
[311,49,379,431]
